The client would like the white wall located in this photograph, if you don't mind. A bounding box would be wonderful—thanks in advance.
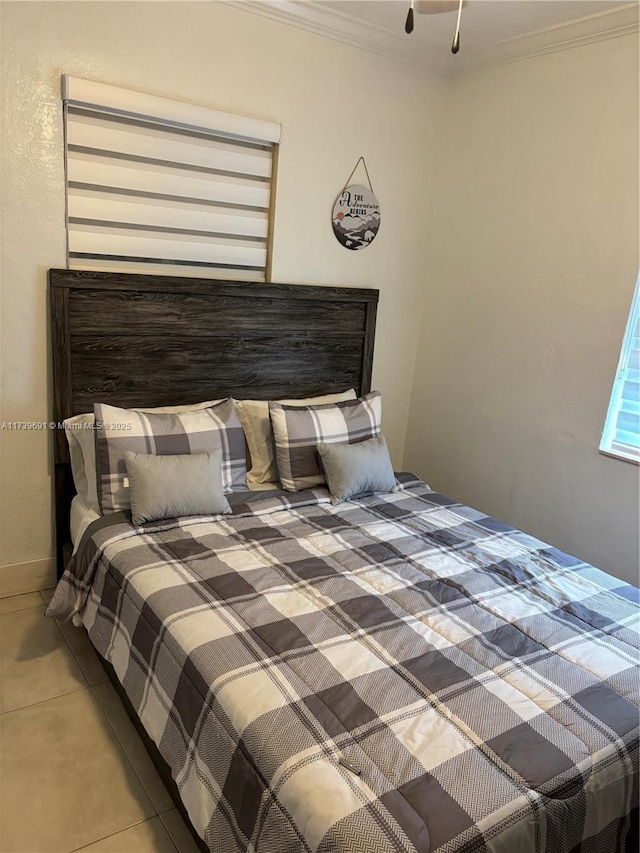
[404,35,640,583]
[0,1,446,591]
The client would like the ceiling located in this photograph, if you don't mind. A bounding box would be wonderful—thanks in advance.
[227,0,638,75]
[321,1,621,49]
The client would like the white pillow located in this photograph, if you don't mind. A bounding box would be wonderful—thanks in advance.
[236,390,357,487]
[64,399,224,512]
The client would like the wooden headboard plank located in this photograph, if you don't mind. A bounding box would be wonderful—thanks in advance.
[51,283,73,465]
[361,299,378,397]
[50,268,378,577]
[51,269,379,302]
[67,290,368,337]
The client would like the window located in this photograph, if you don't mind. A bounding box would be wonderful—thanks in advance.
[62,76,280,281]
[600,273,640,463]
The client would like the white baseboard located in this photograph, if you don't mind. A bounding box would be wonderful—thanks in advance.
[0,557,56,598]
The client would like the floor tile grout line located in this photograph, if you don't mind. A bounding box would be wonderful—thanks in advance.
[0,589,50,600]
[0,601,91,717]
[89,683,166,818]
[50,610,92,686]
[0,601,50,617]
[88,681,188,845]
[0,683,89,717]
[68,816,150,852]
[158,811,194,853]
[45,598,110,688]
[1,600,177,853]
[68,814,179,853]
[0,600,47,616]
[0,591,40,600]
[3,596,184,846]
[32,598,167,819]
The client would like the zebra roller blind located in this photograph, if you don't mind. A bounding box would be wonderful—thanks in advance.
[62,76,281,281]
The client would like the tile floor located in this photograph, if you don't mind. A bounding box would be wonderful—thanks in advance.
[0,589,201,853]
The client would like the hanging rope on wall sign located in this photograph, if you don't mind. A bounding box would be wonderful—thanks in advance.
[332,157,381,251]
[340,156,376,195]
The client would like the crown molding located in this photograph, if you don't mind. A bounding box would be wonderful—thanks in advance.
[454,2,639,76]
[220,1,639,78]
[219,0,449,75]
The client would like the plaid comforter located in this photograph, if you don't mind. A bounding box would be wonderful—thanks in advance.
[47,475,640,853]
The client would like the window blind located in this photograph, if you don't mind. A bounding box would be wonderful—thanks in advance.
[600,274,640,462]
[62,76,281,281]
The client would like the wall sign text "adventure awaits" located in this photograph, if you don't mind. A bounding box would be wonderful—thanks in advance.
[332,184,380,250]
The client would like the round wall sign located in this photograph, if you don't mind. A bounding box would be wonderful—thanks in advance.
[332,184,380,250]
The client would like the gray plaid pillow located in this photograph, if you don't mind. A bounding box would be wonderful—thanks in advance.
[95,399,246,513]
[269,391,382,491]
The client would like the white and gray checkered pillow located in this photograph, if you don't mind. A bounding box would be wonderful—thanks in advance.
[95,399,246,513]
[269,391,382,491]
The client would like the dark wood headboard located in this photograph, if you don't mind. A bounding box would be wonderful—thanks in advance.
[50,268,378,574]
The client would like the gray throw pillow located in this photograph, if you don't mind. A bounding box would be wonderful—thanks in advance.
[124,450,232,525]
[317,435,397,504]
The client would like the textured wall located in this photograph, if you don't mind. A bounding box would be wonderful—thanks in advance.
[404,35,640,583]
[0,1,446,583]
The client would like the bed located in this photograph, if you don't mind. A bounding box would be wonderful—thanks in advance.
[47,269,639,853]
